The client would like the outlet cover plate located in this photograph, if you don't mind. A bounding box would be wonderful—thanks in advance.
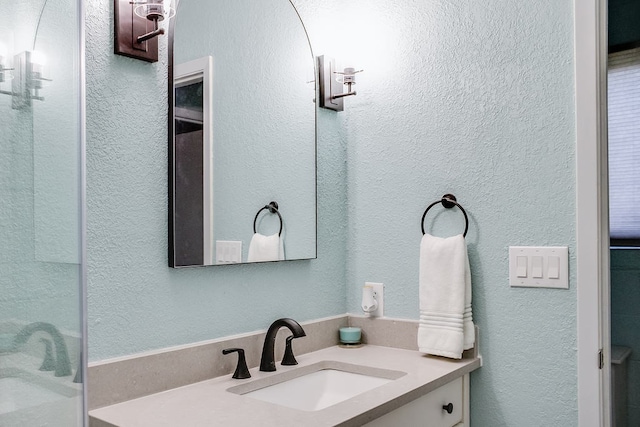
[365,282,384,317]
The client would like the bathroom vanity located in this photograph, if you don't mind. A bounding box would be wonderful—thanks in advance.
[89,343,479,426]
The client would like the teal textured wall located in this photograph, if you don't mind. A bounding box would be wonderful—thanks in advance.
[609,0,640,48]
[610,250,640,425]
[87,0,577,425]
[86,0,347,360]
[299,1,577,425]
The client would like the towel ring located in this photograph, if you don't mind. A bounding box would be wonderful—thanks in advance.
[253,201,283,237]
[421,194,469,237]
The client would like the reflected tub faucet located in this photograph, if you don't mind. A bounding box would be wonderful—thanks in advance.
[14,322,72,377]
[260,318,306,372]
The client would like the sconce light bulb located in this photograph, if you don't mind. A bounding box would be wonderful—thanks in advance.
[134,1,176,21]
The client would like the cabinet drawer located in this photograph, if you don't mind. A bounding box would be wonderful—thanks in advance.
[364,376,463,427]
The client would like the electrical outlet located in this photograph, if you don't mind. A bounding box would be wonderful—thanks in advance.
[365,282,384,317]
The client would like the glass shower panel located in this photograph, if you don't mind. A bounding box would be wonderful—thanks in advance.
[0,0,84,425]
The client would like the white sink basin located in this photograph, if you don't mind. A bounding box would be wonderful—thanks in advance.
[228,361,406,411]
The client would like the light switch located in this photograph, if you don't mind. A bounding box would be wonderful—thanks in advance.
[548,256,560,279]
[509,246,569,289]
[516,256,528,277]
[531,256,543,278]
[216,240,242,264]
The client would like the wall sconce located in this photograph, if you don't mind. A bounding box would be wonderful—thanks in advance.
[114,0,175,63]
[317,55,363,112]
[0,51,51,110]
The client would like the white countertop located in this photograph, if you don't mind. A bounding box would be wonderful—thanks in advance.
[89,345,481,427]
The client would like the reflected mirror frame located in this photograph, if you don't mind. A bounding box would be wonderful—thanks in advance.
[167,0,317,268]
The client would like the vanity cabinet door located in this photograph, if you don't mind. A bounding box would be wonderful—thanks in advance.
[364,375,467,427]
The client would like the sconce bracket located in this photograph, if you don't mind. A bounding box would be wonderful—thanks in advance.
[114,0,159,63]
[317,55,343,111]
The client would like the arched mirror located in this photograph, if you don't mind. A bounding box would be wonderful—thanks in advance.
[32,0,81,265]
[169,0,317,267]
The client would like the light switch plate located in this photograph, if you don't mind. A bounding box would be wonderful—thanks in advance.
[509,246,569,289]
[216,240,242,264]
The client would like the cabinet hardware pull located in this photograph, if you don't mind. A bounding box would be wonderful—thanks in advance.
[442,403,454,414]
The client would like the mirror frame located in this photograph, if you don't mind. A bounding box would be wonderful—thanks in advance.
[167,0,318,268]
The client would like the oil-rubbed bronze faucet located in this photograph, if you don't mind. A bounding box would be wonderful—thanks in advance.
[259,318,306,372]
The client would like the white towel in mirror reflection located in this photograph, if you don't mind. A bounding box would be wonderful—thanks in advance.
[247,233,285,262]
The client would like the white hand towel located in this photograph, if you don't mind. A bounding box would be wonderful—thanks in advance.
[247,233,284,262]
[418,233,474,359]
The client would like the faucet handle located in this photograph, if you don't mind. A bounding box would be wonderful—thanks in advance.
[222,348,251,379]
[281,336,299,366]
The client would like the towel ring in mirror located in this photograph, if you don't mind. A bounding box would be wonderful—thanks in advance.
[254,201,283,236]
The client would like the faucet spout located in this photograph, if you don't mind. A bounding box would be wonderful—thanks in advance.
[14,322,72,377]
[260,318,306,372]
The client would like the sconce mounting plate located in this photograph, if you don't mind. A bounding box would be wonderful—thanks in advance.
[318,55,343,112]
[114,0,159,62]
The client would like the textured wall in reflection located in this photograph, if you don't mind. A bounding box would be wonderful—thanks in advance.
[0,0,82,334]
